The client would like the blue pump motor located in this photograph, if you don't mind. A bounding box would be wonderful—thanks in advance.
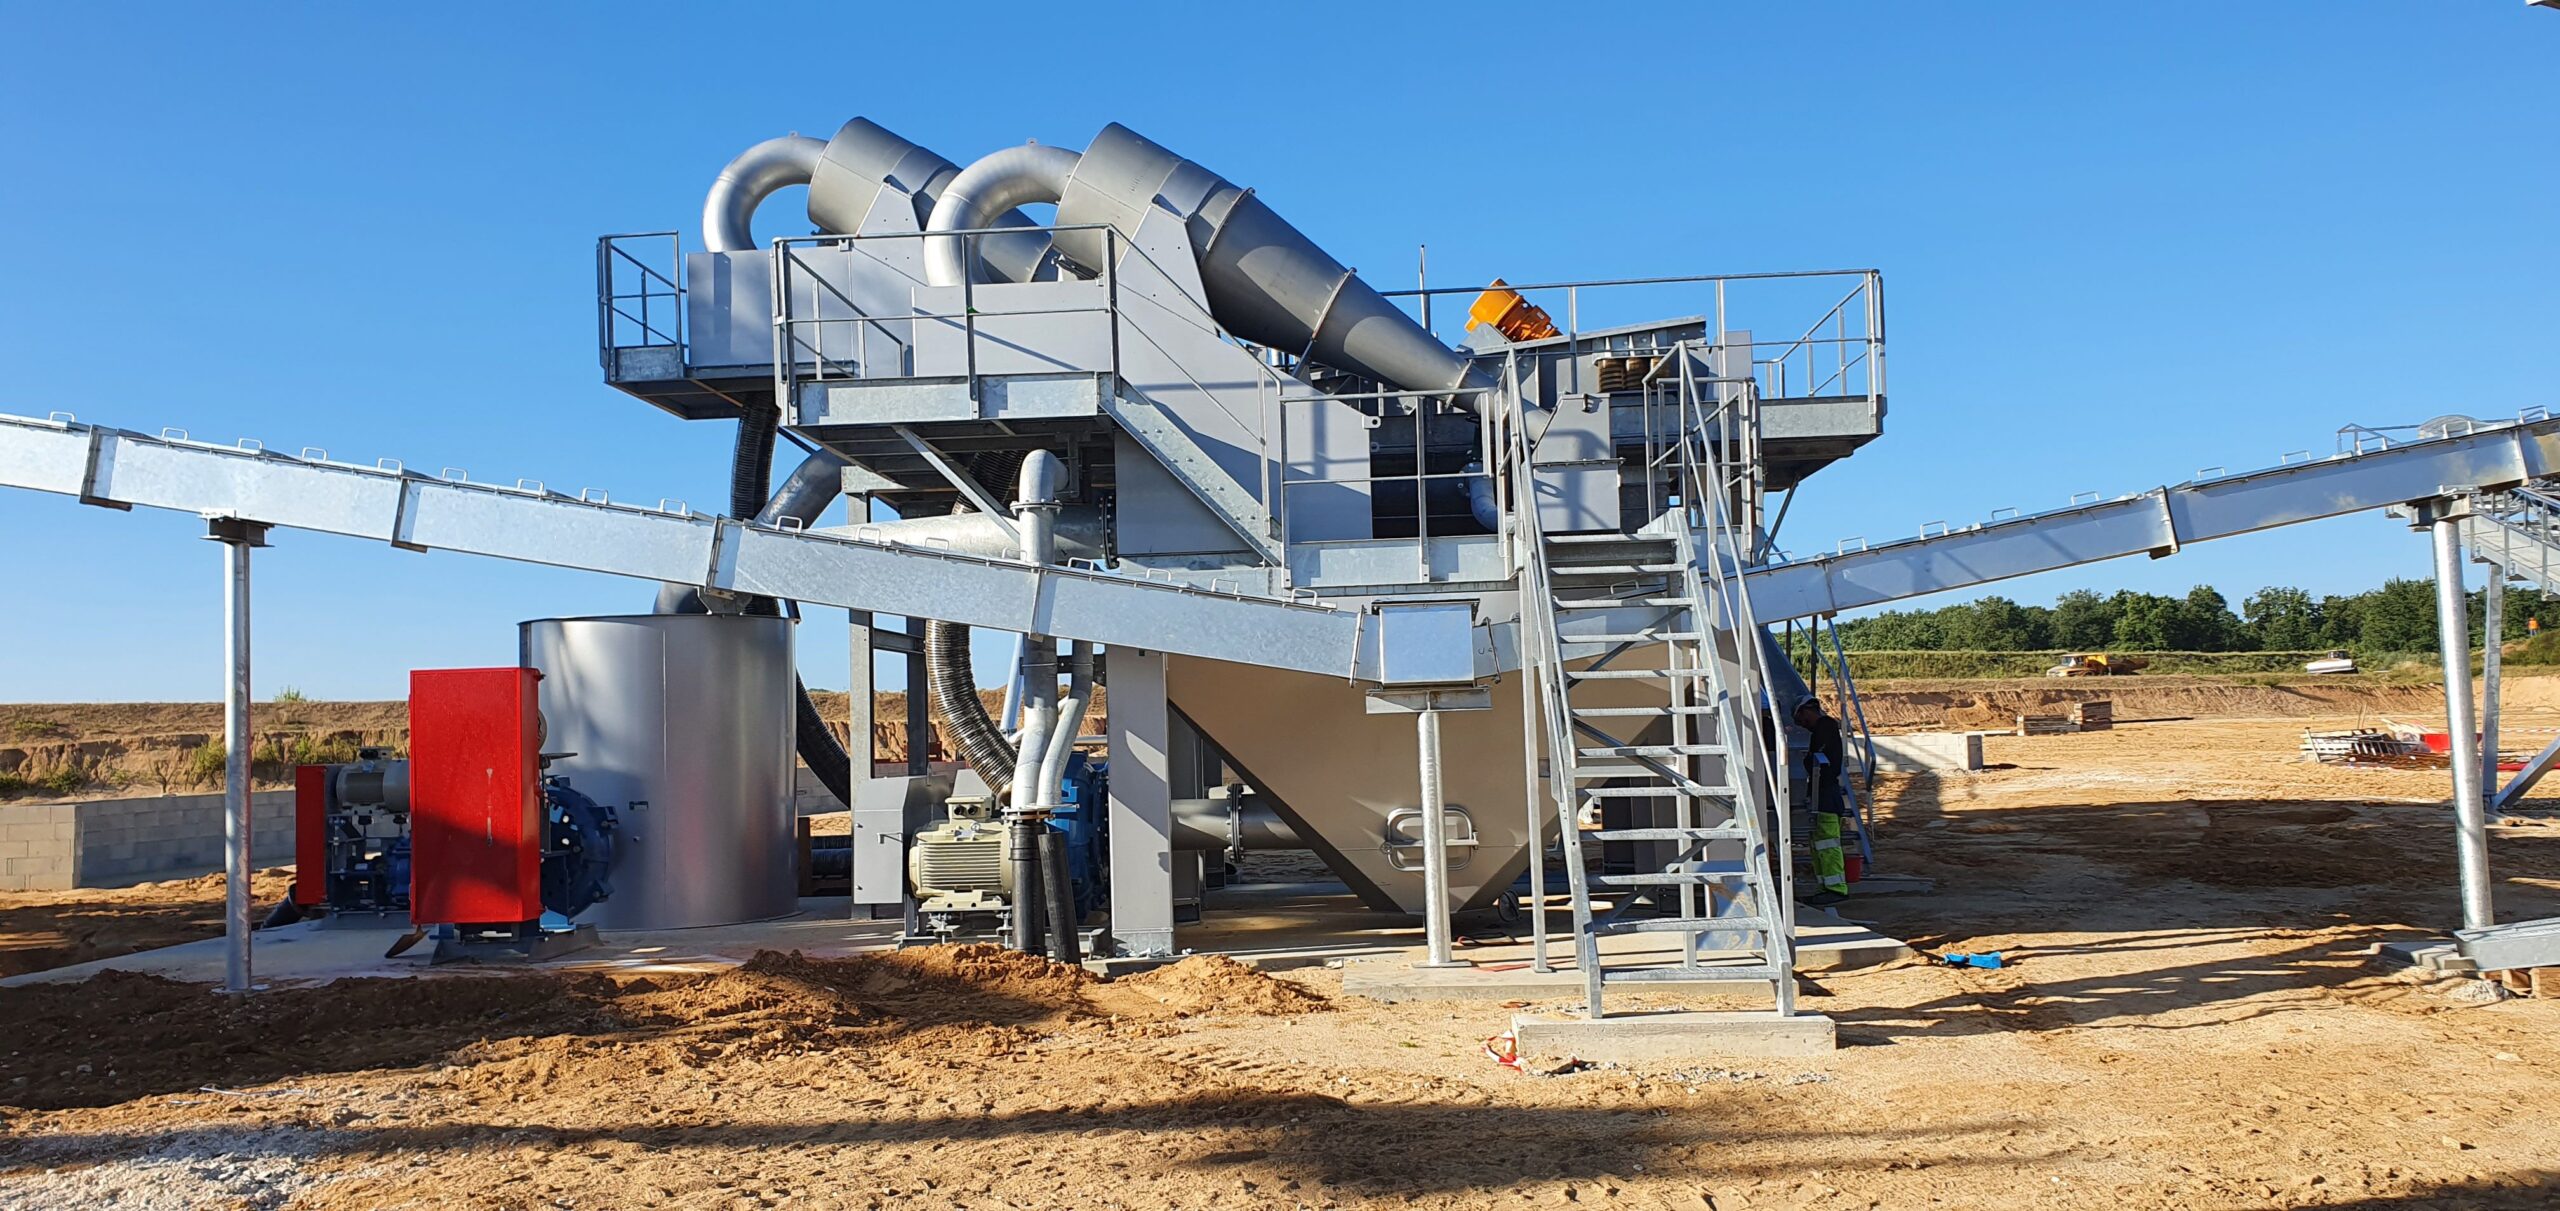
[1048,752,1110,918]
[540,777,619,919]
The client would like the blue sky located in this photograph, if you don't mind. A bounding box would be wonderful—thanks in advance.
[0,3,2553,701]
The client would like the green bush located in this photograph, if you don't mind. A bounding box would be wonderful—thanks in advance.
[186,741,229,786]
[0,767,86,798]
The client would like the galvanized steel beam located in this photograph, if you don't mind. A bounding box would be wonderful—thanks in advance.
[1742,417,2560,622]
[0,414,1358,678]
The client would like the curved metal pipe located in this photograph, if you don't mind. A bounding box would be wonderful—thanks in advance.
[1169,794,1304,853]
[1036,640,1094,809]
[1055,124,1485,397]
[702,134,825,254]
[923,144,1082,287]
[1003,450,1066,812]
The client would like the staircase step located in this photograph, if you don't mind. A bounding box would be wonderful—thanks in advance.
[1575,630,1706,644]
[1565,668,1715,680]
[1579,784,1729,798]
[1594,914,1770,935]
[1589,825,1749,842]
[1551,563,1686,575]
[1575,705,1720,717]
[1546,533,1673,546]
[1592,870,1752,887]
[1601,964,1781,985]
[1553,596,1695,611]
[1576,744,1728,758]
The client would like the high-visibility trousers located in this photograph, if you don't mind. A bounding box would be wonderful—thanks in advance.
[1812,810,1849,896]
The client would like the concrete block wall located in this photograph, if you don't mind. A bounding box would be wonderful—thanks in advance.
[0,790,295,892]
[1862,732,1986,774]
[0,803,78,891]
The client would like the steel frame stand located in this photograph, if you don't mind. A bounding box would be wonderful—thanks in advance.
[2426,501,2496,931]
[204,516,269,994]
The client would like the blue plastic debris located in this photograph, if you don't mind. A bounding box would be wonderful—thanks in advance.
[1936,951,2005,969]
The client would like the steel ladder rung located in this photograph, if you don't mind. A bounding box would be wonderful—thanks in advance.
[1545,533,1674,546]
[1578,784,1728,798]
[1550,562,1686,575]
[1595,914,1769,935]
[1602,964,1781,985]
[1553,596,1694,610]
[1588,825,1748,842]
[1576,743,1727,758]
[1590,870,1753,887]
[1564,667,1716,680]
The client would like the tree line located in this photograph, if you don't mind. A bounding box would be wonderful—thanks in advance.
[1831,581,2553,655]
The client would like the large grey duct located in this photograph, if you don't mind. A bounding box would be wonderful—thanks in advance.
[1053,123,1484,396]
[812,118,1057,284]
[843,508,1107,561]
[922,144,1083,287]
[702,135,825,254]
[687,122,1063,811]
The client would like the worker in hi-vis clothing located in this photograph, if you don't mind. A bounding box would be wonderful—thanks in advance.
[1794,697,1851,905]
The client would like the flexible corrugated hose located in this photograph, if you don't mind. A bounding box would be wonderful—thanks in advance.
[925,451,1028,792]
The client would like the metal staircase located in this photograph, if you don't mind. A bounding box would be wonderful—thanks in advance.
[1511,347,1796,1019]
[2464,486,2560,595]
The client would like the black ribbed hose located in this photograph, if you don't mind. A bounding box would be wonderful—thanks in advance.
[924,452,1028,794]
[721,404,858,810]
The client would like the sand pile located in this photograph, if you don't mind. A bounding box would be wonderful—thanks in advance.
[1119,955,1328,1016]
[0,968,628,1111]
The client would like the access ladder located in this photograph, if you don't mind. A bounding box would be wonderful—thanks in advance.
[1512,348,1797,1019]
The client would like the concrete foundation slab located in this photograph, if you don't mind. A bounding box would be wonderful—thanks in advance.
[1339,905,1910,1003]
[2375,938,2479,975]
[1862,732,1984,773]
[1512,1010,1837,1059]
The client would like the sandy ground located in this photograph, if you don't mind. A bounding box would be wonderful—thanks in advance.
[6,710,2560,1207]
[0,868,293,978]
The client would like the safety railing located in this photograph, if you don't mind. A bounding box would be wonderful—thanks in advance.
[770,223,1320,573]
[2471,486,2560,590]
[1755,272,1884,403]
[1271,384,1506,583]
[596,232,684,369]
[770,224,1128,403]
[1382,268,1885,409]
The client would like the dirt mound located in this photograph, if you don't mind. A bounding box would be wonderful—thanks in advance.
[615,950,879,1029]
[0,968,628,1110]
[1942,694,2012,729]
[856,942,1102,1023]
[1118,955,1327,1016]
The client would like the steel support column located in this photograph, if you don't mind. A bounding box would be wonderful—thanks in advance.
[1518,666,1551,973]
[205,516,268,994]
[2482,559,2505,798]
[2430,508,2496,930]
[1415,706,1468,969]
[1105,648,1176,957]
[904,617,930,776]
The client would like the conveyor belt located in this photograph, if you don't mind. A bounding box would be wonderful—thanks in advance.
[0,413,1362,677]
[1742,415,2560,622]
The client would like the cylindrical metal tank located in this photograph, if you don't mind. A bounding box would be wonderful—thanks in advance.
[520,614,799,929]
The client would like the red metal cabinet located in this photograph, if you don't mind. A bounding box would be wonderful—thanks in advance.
[292,764,330,906]
[408,667,544,926]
